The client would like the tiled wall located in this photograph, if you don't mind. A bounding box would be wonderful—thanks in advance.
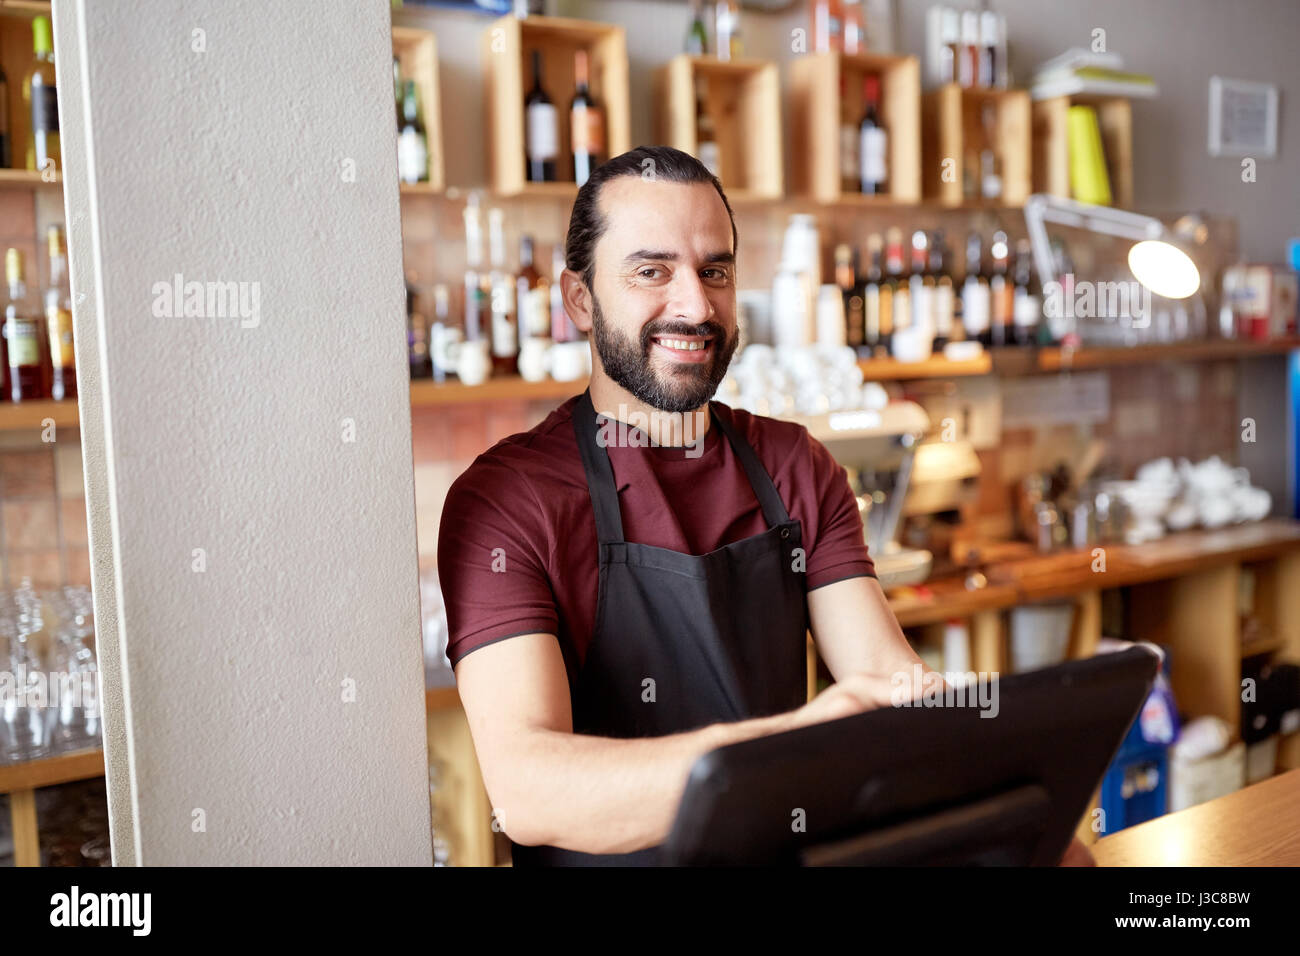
[0,430,90,590]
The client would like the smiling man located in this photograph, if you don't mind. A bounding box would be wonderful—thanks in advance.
[437,145,1091,866]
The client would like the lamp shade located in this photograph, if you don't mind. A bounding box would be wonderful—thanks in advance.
[1127,240,1201,299]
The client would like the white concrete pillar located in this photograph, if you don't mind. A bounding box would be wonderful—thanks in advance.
[52,0,431,865]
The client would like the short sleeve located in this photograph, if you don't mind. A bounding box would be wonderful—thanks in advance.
[801,431,877,591]
[437,455,559,668]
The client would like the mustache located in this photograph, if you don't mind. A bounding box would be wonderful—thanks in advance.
[640,320,729,347]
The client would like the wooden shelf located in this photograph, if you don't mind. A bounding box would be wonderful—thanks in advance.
[653,54,783,200]
[858,351,992,380]
[790,51,921,204]
[0,397,79,429]
[1037,337,1300,371]
[0,746,103,794]
[0,168,59,188]
[410,375,587,407]
[923,84,1030,207]
[483,14,630,197]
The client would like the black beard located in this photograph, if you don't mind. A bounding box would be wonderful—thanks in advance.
[589,293,738,414]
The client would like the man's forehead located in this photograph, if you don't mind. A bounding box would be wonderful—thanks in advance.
[597,178,732,255]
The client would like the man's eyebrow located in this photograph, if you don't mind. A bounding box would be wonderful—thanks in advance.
[621,249,736,266]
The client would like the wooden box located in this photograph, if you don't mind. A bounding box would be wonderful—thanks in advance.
[1032,95,1134,208]
[652,54,782,202]
[0,1,48,178]
[922,84,1030,207]
[482,14,630,198]
[789,51,920,205]
[393,25,444,194]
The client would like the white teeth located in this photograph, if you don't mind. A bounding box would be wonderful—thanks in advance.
[657,338,708,351]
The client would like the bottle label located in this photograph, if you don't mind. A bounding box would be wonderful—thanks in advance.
[398,127,428,183]
[46,305,74,368]
[491,310,518,358]
[7,318,40,367]
[859,127,887,186]
[934,285,954,334]
[31,83,58,134]
[571,105,604,156]
[527,103,558,161]
[962,283,990,333]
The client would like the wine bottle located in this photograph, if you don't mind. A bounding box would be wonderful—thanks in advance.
[931,231,956,350]
[858,74,887,195]
[838,73,858,194]
[525,50,558,182]
[686,0,709,55]
[989,230,1013,347]
[695,76,720,178]
[1012,238,1040,347]
[835,243,863,348]
[463,196,487,343]
[861,234,882,357]
[715,1,742,61]
[24,16,59,175]
[487,208,518,376]
[45,226,75,401]
[885,227,909,355]
[516,235,550,345]
[406,274,430,379]
[4,249,47,401]
[570,49,604,187]
[961,231,991,347]
[909,230,932,350]
[397,80,429,184]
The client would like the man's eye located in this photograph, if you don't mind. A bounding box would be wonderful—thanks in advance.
[638,267,663,279]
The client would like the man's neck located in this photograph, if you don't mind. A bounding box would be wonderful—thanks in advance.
[588,368,711,448]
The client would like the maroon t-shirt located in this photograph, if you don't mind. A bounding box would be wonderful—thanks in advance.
[437,394,876,673]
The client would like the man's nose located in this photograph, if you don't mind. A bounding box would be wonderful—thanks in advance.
[668,270,715,322]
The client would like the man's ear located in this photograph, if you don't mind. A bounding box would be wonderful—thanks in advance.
[561,269,593,334]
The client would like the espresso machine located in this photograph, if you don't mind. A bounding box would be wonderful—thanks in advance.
[793,402,979,590]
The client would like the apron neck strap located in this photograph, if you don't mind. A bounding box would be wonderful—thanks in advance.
[573,389,793,545]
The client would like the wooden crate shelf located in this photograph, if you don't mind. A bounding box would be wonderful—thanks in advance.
[393,25,445,193]
[483,14,630,197]
[653,54,782,200]
[1032,94,1133,209]
[923,84,1030,207]
[790,51,921,205]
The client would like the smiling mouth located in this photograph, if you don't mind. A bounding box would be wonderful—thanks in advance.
[650,335,715,363]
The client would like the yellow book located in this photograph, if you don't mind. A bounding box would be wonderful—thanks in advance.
[1067,105,1112,206]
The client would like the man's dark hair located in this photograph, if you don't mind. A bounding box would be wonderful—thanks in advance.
[563,145,738,293]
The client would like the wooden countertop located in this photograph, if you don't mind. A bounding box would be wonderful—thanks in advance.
[888,519,1300,627]
[1092,769,1300,866]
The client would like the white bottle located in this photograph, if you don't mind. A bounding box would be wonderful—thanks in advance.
[772,264,811,350]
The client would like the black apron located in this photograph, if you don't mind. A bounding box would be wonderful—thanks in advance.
[510,389,809,866]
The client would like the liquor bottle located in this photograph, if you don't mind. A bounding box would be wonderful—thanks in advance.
[861,233,883,357]
[884,227,909,354]
[429,283,451,383]
[487,208,518,376]
[24,16,59,174]
[516,235,550,345]
[980,104,1002,200]
[989,230,1014,347]
[938,9,960,86]
[397,80,429,184]
[570,50,604,187]
[406,274,430,378]
[695,76,720,178]
[4,249,47,401]
[858,74,887,195]
[909,231,932,350]
[961,231,991,347]
[525,50,558,182]
[715,0,742,62]
[0,62,10,168]
[835,243,863,348]
[550,245,579,342]
[811,0,843,54]
[838,73,858,194]
[45,226,75,400]
[685,0,709,55]
[842,0,865,55]
[1012,238,1040,347]
[931,231,956,349]
[463,196,487,343]
[978,11,999,88]
[958,11,979,89]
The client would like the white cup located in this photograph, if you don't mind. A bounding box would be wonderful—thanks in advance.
[453,339,491,386]
[550,340,589,381]
[518,337,553,382]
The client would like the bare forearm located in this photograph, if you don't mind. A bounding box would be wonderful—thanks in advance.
[498,711,796,855]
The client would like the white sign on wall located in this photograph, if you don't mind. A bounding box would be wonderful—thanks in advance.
[1208,76,1279,158]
